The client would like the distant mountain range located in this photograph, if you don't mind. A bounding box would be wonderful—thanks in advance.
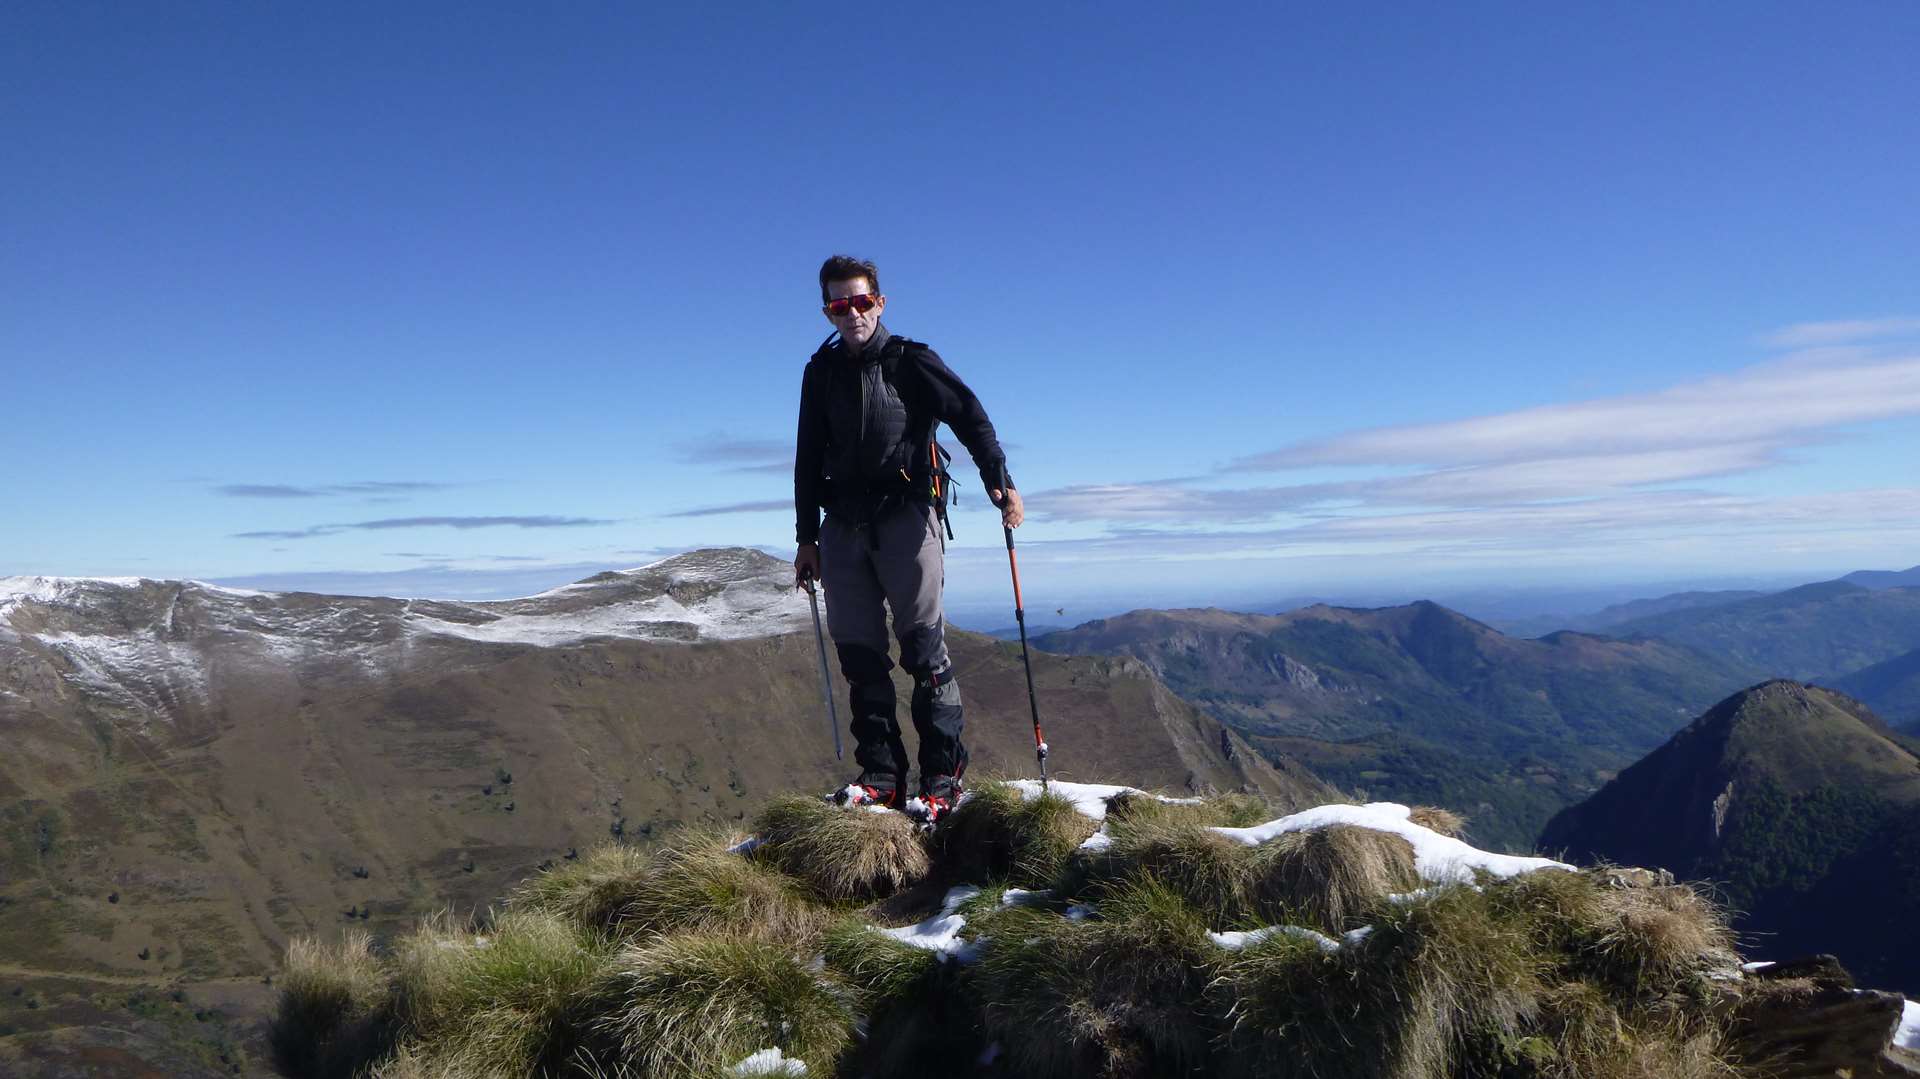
[1604,579,1920,681]
[1033,602,1754,849]
[1833,648,1920,731]
[0,550,1324,1073]
[1539,681,1920,995]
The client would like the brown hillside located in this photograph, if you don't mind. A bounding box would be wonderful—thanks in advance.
[0,549,1330,1074]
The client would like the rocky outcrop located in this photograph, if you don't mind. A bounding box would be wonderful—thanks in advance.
[1727,956,1919,1077]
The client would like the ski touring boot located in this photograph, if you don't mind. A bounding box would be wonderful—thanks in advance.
[828,771,904,811]
[904,774,964,828]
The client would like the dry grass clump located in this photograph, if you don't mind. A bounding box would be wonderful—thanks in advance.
[821,917,980,1077]
[1222,883,1542,1079]
[1073,818,1258,921]
[1106,790,1275,829]
[387,909,612,1076]
[963,906,1097,1077]
[610,828,825,943]
[933,781,1098,886]
[1407,805,1467,838]
[1524,980,1735,1079]
[750,794,930,900]
[1493,869,1734,999]
[271,929,391,1078]
[821,917,942,1006]
[509,843,652,935]
[965,877,1226,1077]
[1247,824,1421,934]
[595,931,855,1076]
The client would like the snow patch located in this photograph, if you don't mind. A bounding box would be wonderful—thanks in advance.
[1208,923,1376,954]
[1013,775,1144,817]
[1897,998,1919,1052]
[877,886,982,961]
[1210,802,1571,884]
[731,1047,808,1076]
[1209,925,1340,953]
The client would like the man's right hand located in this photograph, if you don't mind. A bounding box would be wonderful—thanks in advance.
[794,543,821,590]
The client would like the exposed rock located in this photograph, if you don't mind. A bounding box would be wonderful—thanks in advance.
[1727,957,1919,1077]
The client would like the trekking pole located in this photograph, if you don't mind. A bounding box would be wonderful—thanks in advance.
[802,575,843,761]
[1003,524,1049,790]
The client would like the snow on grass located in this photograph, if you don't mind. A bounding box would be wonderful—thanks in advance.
[1210,802,1571,884]
[876,885,981,961]
[1897,998,1920,1052]
[1005,779,1204,821]
[1208,923,1375,953]
[731,1046,808,1076]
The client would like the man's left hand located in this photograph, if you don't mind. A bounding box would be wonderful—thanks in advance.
[990,488,1024,529]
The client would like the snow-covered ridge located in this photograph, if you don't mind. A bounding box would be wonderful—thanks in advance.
[1,551,813,723]
[1,548,809,651]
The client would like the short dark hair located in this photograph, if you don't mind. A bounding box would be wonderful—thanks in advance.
[819,254,880,303]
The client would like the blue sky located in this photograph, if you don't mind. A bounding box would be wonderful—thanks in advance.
[3,3,1917,621]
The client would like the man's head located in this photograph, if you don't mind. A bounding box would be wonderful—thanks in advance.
[819,254,886,351]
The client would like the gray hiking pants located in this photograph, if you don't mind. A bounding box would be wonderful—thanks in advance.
[820,502,967,785]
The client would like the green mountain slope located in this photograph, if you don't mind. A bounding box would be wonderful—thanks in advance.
[1538,681,1920,995]
[1033,602,1752,850]
[1608,581,1920,680]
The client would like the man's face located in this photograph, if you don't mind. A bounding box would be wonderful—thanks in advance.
[824,276,886,351]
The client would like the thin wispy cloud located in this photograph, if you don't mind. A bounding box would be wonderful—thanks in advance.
[675,436,791,473]
[1004,488,1920,563]
[1027,322,1920,564]
[1229,343,1920,472]
[233,515,615,540]
[214,481,458,498]
[665,499,791,518]
[1760,317,1920,350]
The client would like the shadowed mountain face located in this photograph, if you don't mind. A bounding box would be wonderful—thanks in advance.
[1607,581,1920,681]
[0,549,1330,1074]
[1033,602,1752,850]
[1832,647,1920,732]
[1539,681,1920,995]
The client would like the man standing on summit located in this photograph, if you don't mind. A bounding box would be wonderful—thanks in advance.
[794,254,1023,821]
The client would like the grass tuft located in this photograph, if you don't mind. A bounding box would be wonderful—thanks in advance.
[509,843,652,936]
[271,929,391,1078]
[1107,790,1275,829]
[1071,817,1257,921]
[821,916,941,1006]
[750,795,931,900]
[610,828,826,943]
[1247,824,1421,933]
[1407,805,1467,838]
[387,909,612,1075]
[1223,883,1542,1078]
[595,931,855,1076]
[933,781,1098,886]
[1493,869,1734,1000]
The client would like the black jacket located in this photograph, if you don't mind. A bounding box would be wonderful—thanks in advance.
[795,325,1011,544]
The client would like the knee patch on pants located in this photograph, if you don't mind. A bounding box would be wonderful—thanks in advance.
[836,642,894,685]
[898,623,948,676]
